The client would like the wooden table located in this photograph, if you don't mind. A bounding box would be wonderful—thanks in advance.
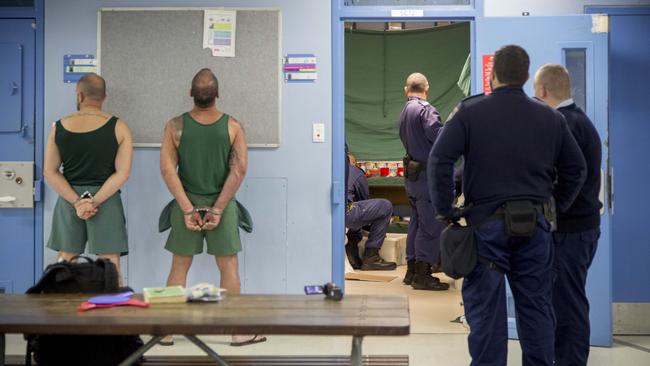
[0,294,410,366]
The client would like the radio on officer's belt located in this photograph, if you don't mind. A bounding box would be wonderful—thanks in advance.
[304,282,343,301]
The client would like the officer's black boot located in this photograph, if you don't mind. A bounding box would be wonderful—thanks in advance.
[345,241,362,270]
[430,261,443,274]
[361,247,397,271]
[411,261,449,291]
[403,259,416,285]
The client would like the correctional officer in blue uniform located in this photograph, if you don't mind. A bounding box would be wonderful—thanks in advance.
[534,64,602,366]
[399,73,449,291]
[429,45,587,365]
[345,156,397,271]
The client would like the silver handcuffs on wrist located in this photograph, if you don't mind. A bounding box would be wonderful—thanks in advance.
[183,206,223,217]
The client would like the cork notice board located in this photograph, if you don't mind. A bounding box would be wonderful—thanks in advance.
[99,8,281,147]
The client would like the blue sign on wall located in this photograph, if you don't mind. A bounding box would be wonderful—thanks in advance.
[63,54,96,83]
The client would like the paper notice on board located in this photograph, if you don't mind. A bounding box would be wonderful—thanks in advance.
[203,10,236,57]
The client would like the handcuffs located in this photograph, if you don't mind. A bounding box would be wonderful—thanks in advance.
[73,191,95,206]
[183,206,223,217]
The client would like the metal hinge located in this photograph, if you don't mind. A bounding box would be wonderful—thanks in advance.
[31,22,36,30]
[331,180,344,206]
[33,179,42,202]
[607,167,614,214]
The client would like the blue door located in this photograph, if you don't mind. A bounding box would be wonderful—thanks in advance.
[608,12,650,308]
[0,19,36,294]
[475,15,612,346]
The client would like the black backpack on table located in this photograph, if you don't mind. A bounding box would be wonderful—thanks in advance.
[25,256,143,366]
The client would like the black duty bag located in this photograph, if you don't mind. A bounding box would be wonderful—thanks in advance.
[27,256,119,294]
[440,223,477,279]
[25,256,143,366]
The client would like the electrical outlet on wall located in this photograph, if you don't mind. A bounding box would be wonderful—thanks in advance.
[313,123,325,143]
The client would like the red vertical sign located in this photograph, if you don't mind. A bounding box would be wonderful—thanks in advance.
[483,54,494,95]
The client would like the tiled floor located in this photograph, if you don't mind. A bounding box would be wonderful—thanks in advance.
[4,265,649,365]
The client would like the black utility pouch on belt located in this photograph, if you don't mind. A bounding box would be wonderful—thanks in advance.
[440,223,477,279]
[403,154,423,182]
[504,200,537,238]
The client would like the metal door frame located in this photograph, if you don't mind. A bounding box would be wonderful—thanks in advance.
[330,0,484,286]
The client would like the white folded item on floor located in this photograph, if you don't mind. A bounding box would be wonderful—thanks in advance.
[357,233,407,265]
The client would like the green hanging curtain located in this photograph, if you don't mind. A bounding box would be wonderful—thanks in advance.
[457,53,472,98]
[345,23,471,161]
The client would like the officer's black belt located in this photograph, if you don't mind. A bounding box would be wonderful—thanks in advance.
[473,200,553,275]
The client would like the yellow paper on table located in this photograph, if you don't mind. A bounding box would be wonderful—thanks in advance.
[143,286,187,304]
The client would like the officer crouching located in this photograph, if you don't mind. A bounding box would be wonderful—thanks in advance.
[428,45,586,365]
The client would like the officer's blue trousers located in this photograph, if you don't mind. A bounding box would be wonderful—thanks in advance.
[345,198,392,249]
[463,217,555,366]
[405,179,444,264]
[552,228,599,366]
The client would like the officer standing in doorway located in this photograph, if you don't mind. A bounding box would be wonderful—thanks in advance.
[399,73,449,291]
[534,64,602,366]
[429,45,587,365]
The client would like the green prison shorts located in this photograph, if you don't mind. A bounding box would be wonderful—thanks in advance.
[47,185,128,256]
[165,194,241,257]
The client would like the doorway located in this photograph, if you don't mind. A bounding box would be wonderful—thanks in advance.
[342,20,471,334]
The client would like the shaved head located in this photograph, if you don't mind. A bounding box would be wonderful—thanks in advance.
[535,64,571,100]
[77,73,106,102]
[405,73,429,93]
[191,68,219,108]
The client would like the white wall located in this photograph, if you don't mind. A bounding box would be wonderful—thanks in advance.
[485,0,650,16]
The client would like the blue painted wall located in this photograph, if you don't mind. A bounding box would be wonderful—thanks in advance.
[44,0,332,293]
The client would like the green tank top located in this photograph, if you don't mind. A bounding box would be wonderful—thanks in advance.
[55,116,118,186]
[178,112,231,195]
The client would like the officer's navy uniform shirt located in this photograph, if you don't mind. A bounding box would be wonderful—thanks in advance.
[428,86,587,223]
[399,96,443,164]
[347,165,369,203]
[555,99,602,232]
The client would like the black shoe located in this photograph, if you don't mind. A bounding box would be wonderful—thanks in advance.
[411,262,449,291]
[361,248,397,271]
[403,259,416,285]
[345,242,362,270]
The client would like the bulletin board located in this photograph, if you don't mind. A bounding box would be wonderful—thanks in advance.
[99,8,282,147]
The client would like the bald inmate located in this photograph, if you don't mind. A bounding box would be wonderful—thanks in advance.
[191,68,220,108]
[405,73,429,94]
[77,73,106,102]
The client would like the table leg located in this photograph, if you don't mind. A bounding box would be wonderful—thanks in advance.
[184,335,230,366]
[351,336,363,366]
[117,335,163,366]
[0,333,5,366]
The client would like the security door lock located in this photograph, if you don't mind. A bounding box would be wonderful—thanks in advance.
[0,162,34,208]
[2,169,15,180]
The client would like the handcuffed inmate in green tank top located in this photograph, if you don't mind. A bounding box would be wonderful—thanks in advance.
[178,112,231,196]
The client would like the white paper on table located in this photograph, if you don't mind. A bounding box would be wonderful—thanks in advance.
[203,10,236,57]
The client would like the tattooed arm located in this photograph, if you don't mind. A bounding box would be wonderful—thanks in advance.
[203,117,248,230]
[160,116,203,231]
[215,117,248,210]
